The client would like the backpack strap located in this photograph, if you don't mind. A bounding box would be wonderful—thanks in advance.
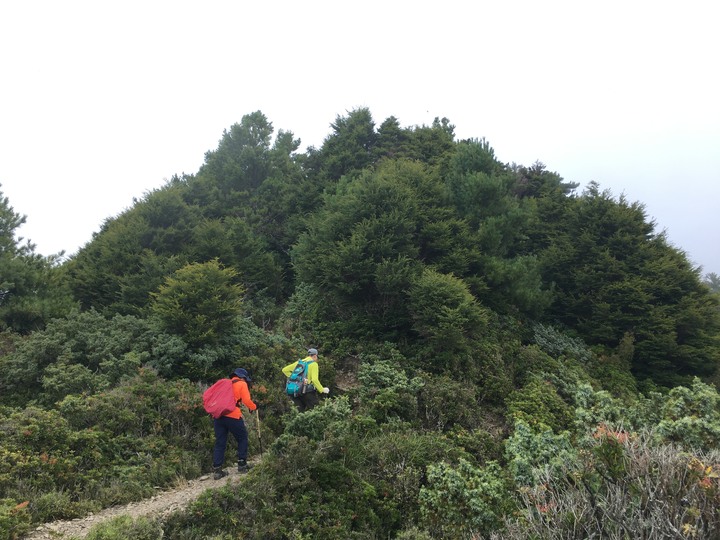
[299,360,316,392]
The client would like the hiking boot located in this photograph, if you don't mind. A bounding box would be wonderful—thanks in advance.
[213,466,228,480]
[238,460,253,474]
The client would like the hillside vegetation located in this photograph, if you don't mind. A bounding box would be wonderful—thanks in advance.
[1,109,719,539]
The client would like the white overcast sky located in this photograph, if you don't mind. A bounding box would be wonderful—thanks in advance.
[1,1,718,276]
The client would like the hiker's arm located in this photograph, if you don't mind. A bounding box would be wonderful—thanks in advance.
[307,362,324,392]
[235,381,257,411]
[281,361,297,378]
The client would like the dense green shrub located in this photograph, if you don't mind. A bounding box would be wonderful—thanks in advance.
[0,407,105,522]
[0,369,209,526]
[271,396,353,451]
[532,323,592,364]
[419,459,512,538]
[0,498,30,540]
[573,382,634,431]
[355,355,422,423]
[407,268,489,374]
[166,435,385,539]
[0,310,169,407]
[419,373,481,431]
[506,378,574,433]
[573,377,720,452]
[586,332,638,398]
[445,426,505,465]
[359,426,472,529]
[653,378,720,451]
[495,431,720,539]
[165,400,474,539]
[504,419,577,486]
[508,344,563,386]
[149,259,244,350]
[81,515,163,540]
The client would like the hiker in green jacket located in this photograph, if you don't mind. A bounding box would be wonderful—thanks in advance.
[282,348,329,412]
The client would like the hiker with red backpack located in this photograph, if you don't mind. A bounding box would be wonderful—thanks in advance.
[205,368,257,479]
[282,348,329,412]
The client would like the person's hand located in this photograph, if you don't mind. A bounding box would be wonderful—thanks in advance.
[322,387,330,394]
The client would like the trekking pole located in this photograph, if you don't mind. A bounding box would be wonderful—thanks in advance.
[255,409,264,458]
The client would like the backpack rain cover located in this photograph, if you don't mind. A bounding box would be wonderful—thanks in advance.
[203,379,238,418]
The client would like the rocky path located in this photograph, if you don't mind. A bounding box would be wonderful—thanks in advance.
[23,464,251,540]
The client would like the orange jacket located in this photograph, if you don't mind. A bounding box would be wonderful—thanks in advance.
[225,376,257,419]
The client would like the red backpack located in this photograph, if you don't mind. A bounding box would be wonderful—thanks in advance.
[203,379,240,419]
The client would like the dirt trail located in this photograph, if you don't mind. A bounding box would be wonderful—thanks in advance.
[23,464,252,540]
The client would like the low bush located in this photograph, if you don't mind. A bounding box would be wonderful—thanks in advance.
[495,430,720,539]
[81,515,163,540]
[0,368,209,526]
[0,498,30,540]
[419,459,513,538]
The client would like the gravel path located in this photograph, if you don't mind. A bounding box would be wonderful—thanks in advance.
[22,464,252,539]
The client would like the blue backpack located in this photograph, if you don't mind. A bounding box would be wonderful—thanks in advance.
[285,360,313,397]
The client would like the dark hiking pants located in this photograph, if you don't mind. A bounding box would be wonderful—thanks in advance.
[213,416,248,467]
[291,390,319,412]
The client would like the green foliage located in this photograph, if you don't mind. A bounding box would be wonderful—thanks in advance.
[276,282,334,349]
[654,378,720,451]
[0,185,76,333]
[705,272,720,294]
[573,382,637,432]
[506,378,574,433]
[478,254,553,317]
[359,427,471,528]
[441,147,553,316]
[572,378,720,453]
[168,418,387,539]
[374,116,411,161]
[509,344,564,386]
[199,111,274,193]
[420,373,481,432]
[585,332,639,398]
[532,323,593,364]
[0,498,31,540]
[539,183,720,386]
[511,161,579,200]
[292,157,486,346]
[0,406,105,521]
[355,354,422,423]
[0,308,213,408]
[497,431,720,540]
[150,259,244,350]
[445,426,505,465]
[406,117,456,166]
[165,406,474,540]
[317,108,378,181]
[419,459,511,538]
[293,160,429,305]
[271,397,353,452]
[395,527,433,540]
[407,267,489,371]
[65,193,191,315]
[0,309,161,407]
[504,419,578,486]
[83,515,163,540]
[0,369,208,526]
